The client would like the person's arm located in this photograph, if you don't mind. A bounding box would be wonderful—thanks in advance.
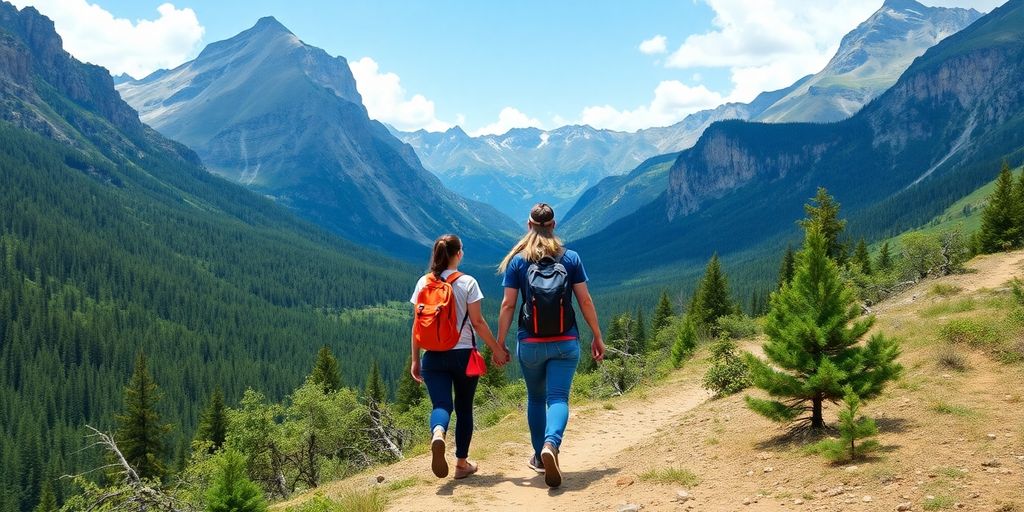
[467,300,509,365]
[410,325,423,383]
[573,281,604,362]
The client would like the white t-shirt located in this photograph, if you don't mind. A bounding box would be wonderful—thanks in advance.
[410,270,483,350]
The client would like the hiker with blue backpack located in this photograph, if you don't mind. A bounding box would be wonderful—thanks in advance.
[410,234,510,480]
[497,203,605,488]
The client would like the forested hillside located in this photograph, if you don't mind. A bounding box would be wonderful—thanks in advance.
[0,3,420,510]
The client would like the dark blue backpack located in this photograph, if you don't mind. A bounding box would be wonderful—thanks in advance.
[519,252,576,337]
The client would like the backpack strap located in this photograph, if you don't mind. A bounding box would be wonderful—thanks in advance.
[447,271,476,347]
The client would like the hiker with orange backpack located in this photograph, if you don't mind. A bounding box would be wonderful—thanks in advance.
[410,234,510,480]
[497,203,605,488]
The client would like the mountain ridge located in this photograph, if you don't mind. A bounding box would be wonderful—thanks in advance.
[118,18,516,260]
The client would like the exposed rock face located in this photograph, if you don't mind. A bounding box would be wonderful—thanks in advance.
[117,17,515,259]
[573,0,1024,283]
[756,0,982,123]
[0,3,141,135]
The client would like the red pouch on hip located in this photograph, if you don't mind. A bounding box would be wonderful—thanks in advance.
[466,348,487,377]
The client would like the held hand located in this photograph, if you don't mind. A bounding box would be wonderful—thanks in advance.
[591,336,605,363]
[410,359,423,383]
[491,346,511,368]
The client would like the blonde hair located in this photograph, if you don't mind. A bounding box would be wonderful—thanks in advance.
[497,203,563,273]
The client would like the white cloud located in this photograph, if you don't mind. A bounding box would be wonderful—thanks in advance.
[349,57,452,132]
[579,80,725,132]
[639,35,668,55]
[470,107,544,137]
[665,0,880,103]
[9,0,204,78]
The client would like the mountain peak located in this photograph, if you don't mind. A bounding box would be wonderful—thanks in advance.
[252,16,292,34]
[882,0,926,11]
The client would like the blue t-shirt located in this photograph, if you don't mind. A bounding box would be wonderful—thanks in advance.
[502,249,589,341]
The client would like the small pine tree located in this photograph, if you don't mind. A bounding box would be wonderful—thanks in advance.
[876,241,892,273]
[778,245,796,289]
[798,187,847,263]
[33,479,56,512]
[115,352,171,480]
[651,291,675,335]
[853,238,872,275]
[634,308,648,353]
[309,346,342,393]
[811,387,881,463]
[395,355,425,413]
[702,336,751,397]
[687,253,734,332]
[745,228,902,432]
[365,360,387,407]
[671,318,698,368]
[979,161,1020,253]
[195,389,228,452]
[205,449,267,512]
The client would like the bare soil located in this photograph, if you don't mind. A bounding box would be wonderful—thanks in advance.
[275,250,1024,511]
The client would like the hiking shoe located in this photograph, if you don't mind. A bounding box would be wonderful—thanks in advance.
[430,429,448,478]
[453,461,478,480]
[541,442,561,488]
[528,454,545,473]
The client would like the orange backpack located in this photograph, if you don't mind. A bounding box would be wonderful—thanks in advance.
[413,272,468,351]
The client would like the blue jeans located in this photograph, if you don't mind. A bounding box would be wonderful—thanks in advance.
[517,339,580,457]
[421,349,478,458]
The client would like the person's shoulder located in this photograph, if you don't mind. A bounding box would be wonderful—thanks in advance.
[457,272,480,286]
[562,248,582,263]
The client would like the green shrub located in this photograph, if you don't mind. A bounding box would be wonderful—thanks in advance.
[702,338,751,397]
[939,318,998,346]
[716,313,759,339]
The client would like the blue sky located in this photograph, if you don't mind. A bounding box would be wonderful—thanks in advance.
[13,0,1006,134]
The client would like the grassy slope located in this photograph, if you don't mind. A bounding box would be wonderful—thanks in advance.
[872,166,1023,254]
[272,250,1024,511]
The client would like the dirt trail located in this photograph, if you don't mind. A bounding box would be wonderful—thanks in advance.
[276,250,1024,511]
[874,250,1024,313]
[387,364,715,511]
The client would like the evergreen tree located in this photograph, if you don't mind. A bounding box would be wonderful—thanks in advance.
[853,238,873,275]
[205,449,267,512]
[798,187,847,263]
[812,387,881,462]
[195,389,228,453]
[115,352,171,480]
[651,291,675,335]
[745,229,902,432]
[394,355,425,413]
[364,360,387,407]
[1016,164,1024,246]
[979,161,1020,253]
[876,241,893,273]
[671,319,698,368]
[34,479,56,512]
[309,346,342,393]
[687,253,734,332]
[778,245,796,289]
[634,308,648,353]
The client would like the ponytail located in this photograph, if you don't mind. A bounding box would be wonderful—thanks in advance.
[429,234,462,277]
[497,203,563,273]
